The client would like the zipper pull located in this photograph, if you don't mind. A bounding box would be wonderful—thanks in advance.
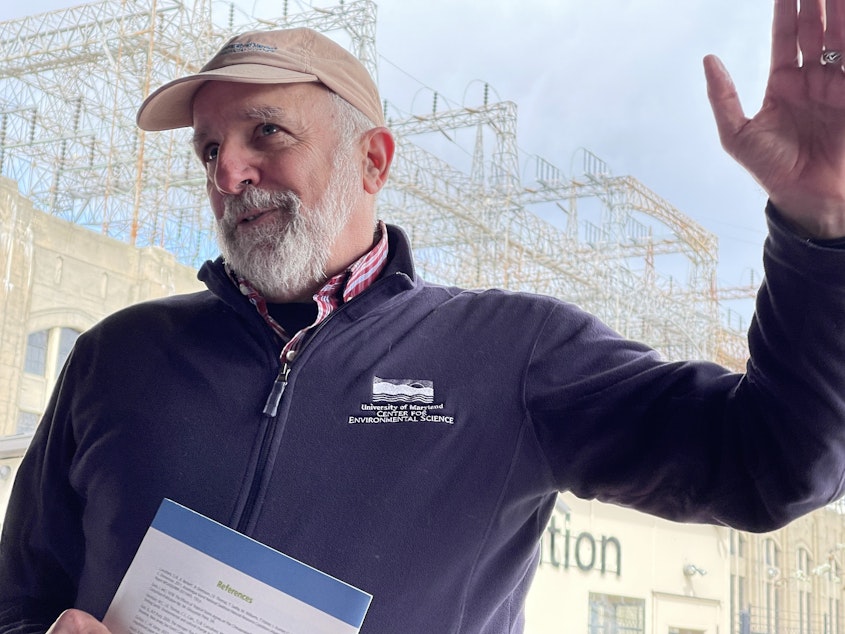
[263,361,291,417]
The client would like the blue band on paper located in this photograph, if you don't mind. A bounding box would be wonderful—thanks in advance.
[151,499,371,627]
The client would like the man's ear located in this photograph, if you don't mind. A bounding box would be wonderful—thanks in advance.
[361,127,395,194]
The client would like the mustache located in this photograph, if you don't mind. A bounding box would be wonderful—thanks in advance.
[221,187,301,222]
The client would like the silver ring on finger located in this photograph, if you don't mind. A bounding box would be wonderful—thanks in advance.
[821,49,844,67]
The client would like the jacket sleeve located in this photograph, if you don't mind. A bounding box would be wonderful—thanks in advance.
[527,205,845,532]
[0,350,87,631]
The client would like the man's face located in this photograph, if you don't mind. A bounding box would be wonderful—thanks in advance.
[191,81,364,301]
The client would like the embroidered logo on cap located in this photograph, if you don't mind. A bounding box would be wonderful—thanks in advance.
[219,42,277,56]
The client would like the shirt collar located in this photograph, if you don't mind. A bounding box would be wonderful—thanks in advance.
[228,220,389,342]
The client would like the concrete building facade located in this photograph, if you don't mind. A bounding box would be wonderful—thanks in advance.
[526,493,731,634]
[525,494,845,634]
[0,175,202,526]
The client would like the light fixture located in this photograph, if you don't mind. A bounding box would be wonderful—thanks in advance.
[813,563,832,576]
[767,566,781,579]
[0,465,11,481]
[683,564,707,577]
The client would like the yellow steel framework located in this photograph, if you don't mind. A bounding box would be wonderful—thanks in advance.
[0,0,751,369]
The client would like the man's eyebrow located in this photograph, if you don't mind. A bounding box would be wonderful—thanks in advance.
[191,105,288,151]
[191,130,208,153]
[245,105,286,121]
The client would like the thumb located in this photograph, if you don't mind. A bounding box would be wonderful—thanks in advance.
[703,54,748,151]
[46,609,112,633]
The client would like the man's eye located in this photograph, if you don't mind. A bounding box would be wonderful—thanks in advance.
[202,145,218,163]
[259,123,281,136]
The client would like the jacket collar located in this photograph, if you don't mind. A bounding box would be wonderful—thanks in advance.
[381,223,417,281]
[197,223,419,317]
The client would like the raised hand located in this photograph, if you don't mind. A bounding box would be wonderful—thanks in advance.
[705,0,845,238]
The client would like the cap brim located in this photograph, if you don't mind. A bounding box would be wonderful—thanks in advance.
[136,64,319,131]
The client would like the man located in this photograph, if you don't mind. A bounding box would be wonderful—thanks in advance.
[4,1,845,632]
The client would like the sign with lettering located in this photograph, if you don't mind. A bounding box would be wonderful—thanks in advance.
[540,514,621,577]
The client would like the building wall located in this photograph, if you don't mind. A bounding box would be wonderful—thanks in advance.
[731,504,845,634]
[525,494,845,634]
[0,175,203,528]
[525,493,730,634]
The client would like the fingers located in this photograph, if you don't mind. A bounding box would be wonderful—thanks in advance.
[703,55,747,151]
[772,0,845,70]
[827,0,845,53]
[772,0,800,72]
[798,0,825,64]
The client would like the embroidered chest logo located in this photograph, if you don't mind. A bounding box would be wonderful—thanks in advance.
[348,377,454,425]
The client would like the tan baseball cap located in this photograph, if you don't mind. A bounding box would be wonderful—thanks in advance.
[136,27,384,131]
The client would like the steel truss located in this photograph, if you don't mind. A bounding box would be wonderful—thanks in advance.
[0,0,750,368]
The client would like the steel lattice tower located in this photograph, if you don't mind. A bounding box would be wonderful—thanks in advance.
[0,0,751,369]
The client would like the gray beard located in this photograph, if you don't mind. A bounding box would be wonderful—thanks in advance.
[216,154,358,301]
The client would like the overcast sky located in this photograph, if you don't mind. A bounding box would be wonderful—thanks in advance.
[373,0,774,298]
[0,0,776,320]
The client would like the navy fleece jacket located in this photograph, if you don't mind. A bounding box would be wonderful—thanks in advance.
[2,216,845,633]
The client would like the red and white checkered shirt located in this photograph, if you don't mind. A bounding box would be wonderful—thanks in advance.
[230,220,389,365]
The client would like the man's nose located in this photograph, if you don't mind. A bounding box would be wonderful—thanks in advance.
[211,146,259,195]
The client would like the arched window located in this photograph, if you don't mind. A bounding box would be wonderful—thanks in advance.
[18,327,82,435]
[23,327,80,383]
[764,538,782,634]
[798,547,813,634]
[23,330,48,376]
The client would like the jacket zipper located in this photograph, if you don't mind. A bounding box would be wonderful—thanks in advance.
[260,306,337,417]
[257,272,406,416]
[237,309,344,533]
[238,273,407,532]
[262,354,293,417]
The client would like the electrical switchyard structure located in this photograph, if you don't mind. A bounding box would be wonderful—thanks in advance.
[0,0,750,369]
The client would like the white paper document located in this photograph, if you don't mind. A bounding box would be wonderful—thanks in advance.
[103,499,372,634]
